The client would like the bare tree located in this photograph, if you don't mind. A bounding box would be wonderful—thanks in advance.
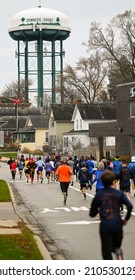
[0,79,32,102]
[58,52,107,104]
[87,10,135,84]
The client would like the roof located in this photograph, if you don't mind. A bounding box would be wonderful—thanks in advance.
[76,103,116,120]
[0,107,42,116]
[0,121,7,128]
[51,104,75,121]
[27,115,48,129]
[0,116,27,130]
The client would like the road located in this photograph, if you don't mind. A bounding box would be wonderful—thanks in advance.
[0,161,135,260]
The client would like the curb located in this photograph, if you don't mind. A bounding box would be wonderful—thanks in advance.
[7,182,53,260]
[34,235,52,260]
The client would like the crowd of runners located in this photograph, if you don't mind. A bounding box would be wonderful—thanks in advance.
[5,153,135,260]
[6,153,135,207]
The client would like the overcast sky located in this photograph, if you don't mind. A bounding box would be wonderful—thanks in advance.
[1,0,135,91]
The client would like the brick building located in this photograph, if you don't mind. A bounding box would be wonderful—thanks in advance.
[89,82,135,158]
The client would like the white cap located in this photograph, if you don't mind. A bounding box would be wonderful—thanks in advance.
[131,156,135,162]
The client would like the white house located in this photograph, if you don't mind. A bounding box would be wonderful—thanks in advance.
[63,103,116,155]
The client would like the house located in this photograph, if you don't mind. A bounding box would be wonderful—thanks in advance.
[0,115,27,147]
[48,104,74,153]
[17,115,49,151]
[63,103,116,157]
[0,107,48,151]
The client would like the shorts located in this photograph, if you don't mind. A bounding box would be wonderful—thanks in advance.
[46,171,51,177]
[19,169,23,173]
[60,182,70,194]
[25,169,30,174]
[51,167,55,171]
[38,166,43,171]
[80,183,88,190]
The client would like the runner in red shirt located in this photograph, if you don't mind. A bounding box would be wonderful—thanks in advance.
[10,160,17,180]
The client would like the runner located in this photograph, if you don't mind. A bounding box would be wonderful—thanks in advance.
[91,161,105,192]
[49,156,55,181]
[119,159,131,213]
[67,156,74,186]
[55,158,72,205]
[73,156,79,181]
[90,170,133,260]
[27,158,37,184]
[78,162,90,200]
[112,155,122,189]
[36,156,45,183]
[44,158,52,183]
[24,157,30,182]
[10,159,17,180]
[128,156,135,196]
[17,158,24,179]
[7,157,14,177]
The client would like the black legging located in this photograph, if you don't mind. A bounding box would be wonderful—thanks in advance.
[60,182,70,196]
[100,229,123,260]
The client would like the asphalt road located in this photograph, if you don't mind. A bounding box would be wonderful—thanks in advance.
[0,162,135,260]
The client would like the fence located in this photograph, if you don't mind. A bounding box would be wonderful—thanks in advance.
[73,145,115,161]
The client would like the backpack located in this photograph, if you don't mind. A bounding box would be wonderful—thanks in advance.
[80,168,89,183]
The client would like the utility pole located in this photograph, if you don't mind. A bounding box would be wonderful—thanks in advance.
[13,98,21,149]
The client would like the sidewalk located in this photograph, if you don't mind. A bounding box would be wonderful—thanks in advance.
[0,180,52,260]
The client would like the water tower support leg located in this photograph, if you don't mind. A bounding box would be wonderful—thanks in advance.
[37,34,43,107]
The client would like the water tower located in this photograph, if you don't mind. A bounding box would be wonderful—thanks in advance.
[8,4,71,107]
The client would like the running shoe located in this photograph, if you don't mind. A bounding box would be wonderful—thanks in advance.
[115,248,123,260]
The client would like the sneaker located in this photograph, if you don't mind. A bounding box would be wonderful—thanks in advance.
[115,248,123,260]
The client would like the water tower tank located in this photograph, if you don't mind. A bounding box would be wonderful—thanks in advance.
[9,6,71,106]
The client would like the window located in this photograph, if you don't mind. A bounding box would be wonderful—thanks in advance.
[130,102,135,117]
[20,133,35,143]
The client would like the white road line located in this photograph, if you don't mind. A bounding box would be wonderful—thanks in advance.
[69,185,94,198]
[57,220,100,225]
[70,186,135,216]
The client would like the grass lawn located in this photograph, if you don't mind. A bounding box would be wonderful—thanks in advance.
[0,152,17,160]
[0,180,11,202]
[0,222,43,260]
[0,180,44,259]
